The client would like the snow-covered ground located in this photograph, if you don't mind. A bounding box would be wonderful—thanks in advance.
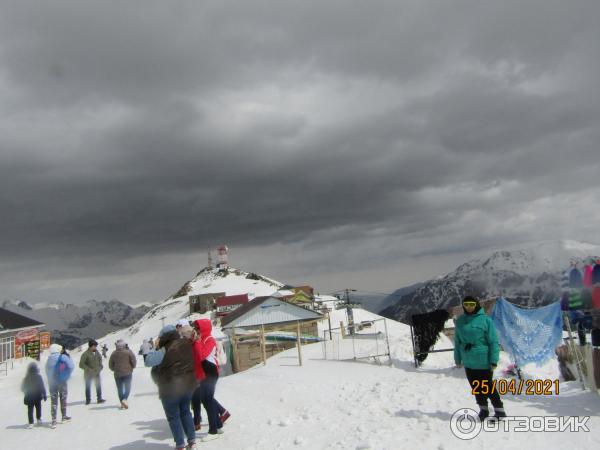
[1,307,599,450]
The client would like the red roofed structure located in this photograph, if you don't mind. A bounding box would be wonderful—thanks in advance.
[215,294,249,317]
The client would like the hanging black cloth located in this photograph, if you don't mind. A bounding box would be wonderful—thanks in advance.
[411,309,450,364]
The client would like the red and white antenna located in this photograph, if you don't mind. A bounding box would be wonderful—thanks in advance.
[217,245,229,270]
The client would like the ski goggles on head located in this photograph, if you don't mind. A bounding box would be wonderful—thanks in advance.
[462,301,477,307]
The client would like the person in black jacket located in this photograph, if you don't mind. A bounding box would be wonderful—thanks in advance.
[21,362,47,428]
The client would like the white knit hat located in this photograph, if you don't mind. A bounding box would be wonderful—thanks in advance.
[176,319,190,328]
[49,343,62,354]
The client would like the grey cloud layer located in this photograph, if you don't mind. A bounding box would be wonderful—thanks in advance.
[1,0,599,302]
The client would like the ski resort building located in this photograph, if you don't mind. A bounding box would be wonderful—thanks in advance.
[215,294,249,317]
[273,285,316,309]
[188,292,226,315]
[0,307,48,364]
[220,296,323,372]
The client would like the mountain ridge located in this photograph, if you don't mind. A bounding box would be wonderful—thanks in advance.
[381,239,600,323]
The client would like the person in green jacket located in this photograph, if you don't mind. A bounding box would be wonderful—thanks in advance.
[454,296,506,420]
[79,339,106,405]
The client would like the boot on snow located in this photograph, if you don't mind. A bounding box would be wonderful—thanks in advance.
[478,406,489,421]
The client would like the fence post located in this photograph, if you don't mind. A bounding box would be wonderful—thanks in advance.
[409,323,418,368]
[563,312,586,390]
[232,328,241,373]
[383,318,393,367]
[260,325,267,366]
[296,321,303,366]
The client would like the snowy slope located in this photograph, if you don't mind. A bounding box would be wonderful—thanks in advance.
[382,239,600,323]
[98,267,284,349]
[1,306,599,450]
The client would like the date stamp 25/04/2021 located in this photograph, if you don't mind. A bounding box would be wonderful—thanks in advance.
[471,379,560,396]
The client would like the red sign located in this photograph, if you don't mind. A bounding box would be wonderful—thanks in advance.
[15,328,40,344]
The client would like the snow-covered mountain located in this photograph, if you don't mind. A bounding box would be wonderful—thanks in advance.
[351,283,426,315]
[2,303,599,449]
[1,299,153,349]
[381,240,600,324]
[104,266,285,346]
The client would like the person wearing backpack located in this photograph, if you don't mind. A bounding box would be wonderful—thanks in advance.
[21,362,47,428]
[108,339,137,409]
[79,339,106,405]
[191,319,229,441]
[45,344,74,428]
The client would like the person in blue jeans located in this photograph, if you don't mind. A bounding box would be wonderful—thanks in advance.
[146,325,197,450]
[191,386,229,429]
[108,339,137,409]
[192,319,225,441]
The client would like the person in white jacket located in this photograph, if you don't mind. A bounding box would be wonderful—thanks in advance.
[45,344,74,428]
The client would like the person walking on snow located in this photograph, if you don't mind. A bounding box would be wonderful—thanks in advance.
[101,344,109,359]
[145,325,197,450]
[45,344,74,428]
[139,339,152,362]
[21,362,47,428]
[192,319,228,440]
[454,296,506,420]
[108,339,137,409]
[79,339,106,405]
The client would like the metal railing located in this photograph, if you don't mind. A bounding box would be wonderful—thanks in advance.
[321,318,391,365]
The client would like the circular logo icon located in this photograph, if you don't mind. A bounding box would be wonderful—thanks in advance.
[450,408,482,440]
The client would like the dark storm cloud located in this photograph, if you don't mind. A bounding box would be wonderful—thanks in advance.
[1,0,600,302]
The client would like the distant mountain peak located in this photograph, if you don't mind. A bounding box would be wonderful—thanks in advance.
[382,239,600,324]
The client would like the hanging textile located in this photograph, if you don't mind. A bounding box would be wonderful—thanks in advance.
[593,263,600,285]
[568,289,584,310]
[581,288,593,310]
[593,286,600,310]
[583,265,594,287]
[491,298,563,367]
[560,291,570,311]
[411,309,449,364]
[569,267,583,288]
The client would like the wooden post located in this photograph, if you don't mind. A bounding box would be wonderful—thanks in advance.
[232,328,241,373]
[260,324,267,366]
[340,321,346,338]
[296,320,303,366]
[563,312,586,390]
[409,323,418,368]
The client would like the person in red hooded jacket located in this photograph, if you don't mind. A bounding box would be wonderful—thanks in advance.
[191,319,229,441]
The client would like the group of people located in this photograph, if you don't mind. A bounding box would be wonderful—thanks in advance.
[20,316,229,450]
[21,337,138,429]
[21,296,504,443]
[144,318,229,450]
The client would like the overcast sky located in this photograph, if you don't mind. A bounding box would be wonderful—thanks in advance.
[1,0,600,305]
